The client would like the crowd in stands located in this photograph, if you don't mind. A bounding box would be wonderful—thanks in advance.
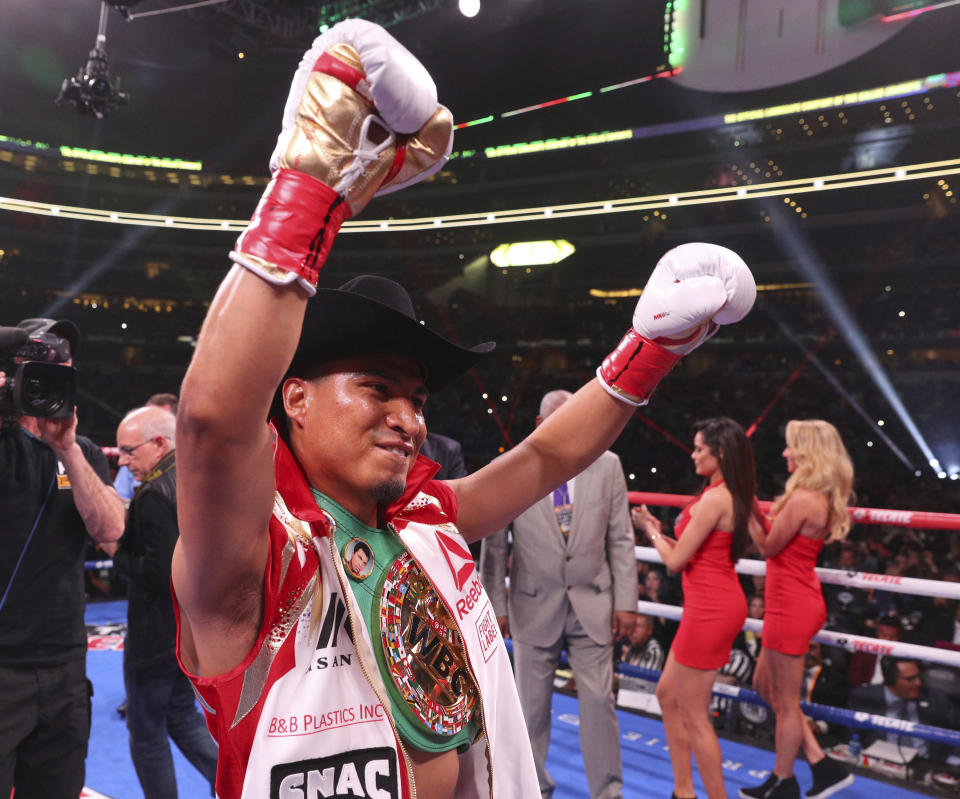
[4,213,960,517]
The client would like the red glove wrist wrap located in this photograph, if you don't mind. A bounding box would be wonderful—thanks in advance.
[234,168,354,288]
[597,329,681,406]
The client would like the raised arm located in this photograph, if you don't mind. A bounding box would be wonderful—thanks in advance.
[173,271,303,623]
[454,382,635,541]
[453,243,757,541]
[172,21,454,655]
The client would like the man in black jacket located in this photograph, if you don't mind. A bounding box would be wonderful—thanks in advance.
[1,318,126,799]
[106,405,217,798]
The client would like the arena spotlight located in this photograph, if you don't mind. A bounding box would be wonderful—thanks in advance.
[763,201,944,476]
[56,2,128,119]
[768,313,914,471]
[490,240,575,267]
[459,0,481,17]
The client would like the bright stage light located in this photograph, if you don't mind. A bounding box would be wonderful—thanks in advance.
[459,0,480,17]
[490,240,575,267]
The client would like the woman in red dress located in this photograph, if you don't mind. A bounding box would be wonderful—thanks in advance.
[741,420,855,799]
[634,417,763,799]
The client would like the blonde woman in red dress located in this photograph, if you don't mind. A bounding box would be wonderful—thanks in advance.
[741,420,855,799]
[634,417,763,799]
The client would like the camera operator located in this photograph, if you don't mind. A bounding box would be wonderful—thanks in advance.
[0,318,125,798]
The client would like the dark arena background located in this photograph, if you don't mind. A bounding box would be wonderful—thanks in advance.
[2,0,960,797]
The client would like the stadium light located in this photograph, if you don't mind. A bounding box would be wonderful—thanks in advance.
[490,240,575,268]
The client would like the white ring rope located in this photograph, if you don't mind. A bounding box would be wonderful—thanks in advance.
[635,600,960,669]
[635,545,960,601]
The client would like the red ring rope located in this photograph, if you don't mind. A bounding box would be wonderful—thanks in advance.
[628,491,960,531]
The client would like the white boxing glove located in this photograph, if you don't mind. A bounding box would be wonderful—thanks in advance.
[597,243,756,406]
[634,242,756,353]
[232,19,454,294]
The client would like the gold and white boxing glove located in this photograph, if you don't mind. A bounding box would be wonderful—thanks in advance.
[231,19,453,294]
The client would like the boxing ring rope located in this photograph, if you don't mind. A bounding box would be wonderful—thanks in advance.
[630,601,960,749]
[635,599,960,670]
[628,491,960,531]
[635,547,960,601]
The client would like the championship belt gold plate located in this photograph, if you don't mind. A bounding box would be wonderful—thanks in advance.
[379,552,477,735]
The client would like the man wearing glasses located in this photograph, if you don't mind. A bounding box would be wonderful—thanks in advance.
[105,406,218,799]
[113,393,179,504]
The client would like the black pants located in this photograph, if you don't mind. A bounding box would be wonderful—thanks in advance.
[0,658,91,799]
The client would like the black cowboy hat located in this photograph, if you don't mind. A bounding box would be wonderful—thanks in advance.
[272,275,494,416]
[16,317,81,359]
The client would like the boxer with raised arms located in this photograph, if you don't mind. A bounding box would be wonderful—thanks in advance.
[171,19,758,799]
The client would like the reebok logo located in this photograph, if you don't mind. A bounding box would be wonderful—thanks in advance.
[271,747,397,799]
[455,575,484,620]
[435,529,475,591]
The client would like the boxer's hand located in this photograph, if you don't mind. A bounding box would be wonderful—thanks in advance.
[231,19,453,295]
[633,242,755,353]
[597,243,755,406]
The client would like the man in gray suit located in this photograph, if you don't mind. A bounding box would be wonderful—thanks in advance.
[480,389,638,799]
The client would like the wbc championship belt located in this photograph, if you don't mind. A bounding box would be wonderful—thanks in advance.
[379,552,477,738]
[330,505,479,751]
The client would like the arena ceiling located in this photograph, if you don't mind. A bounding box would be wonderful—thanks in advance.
[2,0,959,174]
[2,0,960,298]
[1,0,666,173]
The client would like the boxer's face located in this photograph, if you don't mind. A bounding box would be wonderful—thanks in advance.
[286,353,428,525]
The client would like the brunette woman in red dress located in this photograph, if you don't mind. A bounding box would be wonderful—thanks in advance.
[741,420,855,799]
[634,417,763,799]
